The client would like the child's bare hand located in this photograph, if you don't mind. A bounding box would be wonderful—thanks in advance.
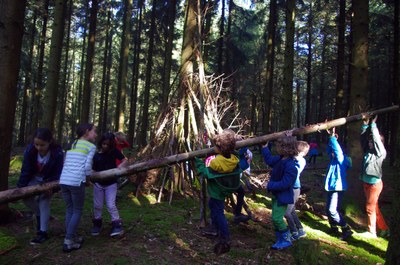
[372,115,378,123]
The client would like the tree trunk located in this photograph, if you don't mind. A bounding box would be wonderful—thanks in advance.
[262,0,277,134]
[217,0,225,75]
[138,0,157,147]
[31,0,49,132]
[128,2,143,145]
[80,0,98,124]
[281,0,295,130]
[346,0,369,209]
[18,9,37,146]
[99,8,113,135]
[0,0,27,220]
[115,0,132,132]
[335,0,346,119]
[42,0,66,130]
[305,1,312,125]
[386,1,400,264]
[57,0,73,143]
[161,0,177,111]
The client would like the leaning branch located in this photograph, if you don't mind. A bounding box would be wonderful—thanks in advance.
[0,105,398,204]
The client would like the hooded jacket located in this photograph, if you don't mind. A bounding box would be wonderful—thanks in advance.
[17,143,64,188]
[360,123,386,184]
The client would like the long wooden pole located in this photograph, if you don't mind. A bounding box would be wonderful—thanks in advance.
[1,105,398,204]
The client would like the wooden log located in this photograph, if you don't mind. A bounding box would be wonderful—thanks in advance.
[90,105,399,181]
[0,181,60,204]
[1,105,398,204]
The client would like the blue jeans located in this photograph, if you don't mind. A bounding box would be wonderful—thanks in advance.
[284,188,303,233]
[326,191,347,227]
[23,177,52,232]
[208,197,230,242]
[60,183,86,240]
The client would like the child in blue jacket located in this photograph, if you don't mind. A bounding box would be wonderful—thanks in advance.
[324,127,353,240]
[262,135,297,250]
[17,128,64,245]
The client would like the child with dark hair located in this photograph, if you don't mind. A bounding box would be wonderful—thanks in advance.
[360,115,389,238]
[195,129,247,255]
[17,128,64,245]
[60,123,97,252]
[285,140,309,240]
[324,127,353,240]
[262,135,297,250]
[91,132,128,237]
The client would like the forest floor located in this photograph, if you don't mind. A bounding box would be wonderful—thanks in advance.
[0,151,393,265]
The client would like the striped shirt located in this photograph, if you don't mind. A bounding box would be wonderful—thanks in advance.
[59,139,96,186]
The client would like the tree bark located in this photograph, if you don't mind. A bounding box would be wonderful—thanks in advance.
[115,0,132,132]
[1,105,397,205]
[42,0,66,130]
[0,0,27,219]
[138,0,157,147]
[346,0,369,210]
[80,0,99,124]
[263,0,277,134]
[281,0,295,130]
[31,0,49,132]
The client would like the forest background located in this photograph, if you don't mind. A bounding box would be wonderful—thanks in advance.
[0,0,399,263]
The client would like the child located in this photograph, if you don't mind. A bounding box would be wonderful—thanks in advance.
[17,128,64,245]
[91,132,128,237]
[360,115,389,238]
[195,129,246,255]
[262,135,297,250]
[308,139,319,165]
[59,124,97,252]
[285,140,309,240]
[324,127,352,240]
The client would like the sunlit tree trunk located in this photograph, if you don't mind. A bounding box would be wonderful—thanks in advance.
[161,0,177,111]
[281,0,295,130]
[262,0,277,134]
[305,0,312,125]
[335,0,347,119]
[42,0,66,130]
[115,0,132,132]
[128,3,143,145]
[99,8,113,135]
[81,0,99,124]
[217,0,225,75]
[138,0,157,147]
[0,0,27,222]
[347,0,369,206]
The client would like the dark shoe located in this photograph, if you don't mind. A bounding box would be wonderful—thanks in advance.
[340,225,353,240]
[328,226,339,235]
[30,231,48,245]
[91,218,102,236]
[110,220,124,237]
[213,242,230,255]
[201,225,218,236]
[233,214,251,224]
[63,239,81,253]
